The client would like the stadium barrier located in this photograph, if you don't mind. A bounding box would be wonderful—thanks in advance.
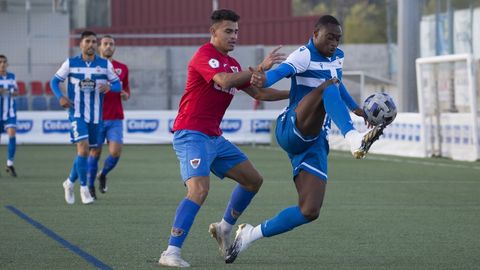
[9,110,478,161]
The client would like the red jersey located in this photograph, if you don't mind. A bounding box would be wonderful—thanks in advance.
[103,59,130,120]
[173,43,247,136]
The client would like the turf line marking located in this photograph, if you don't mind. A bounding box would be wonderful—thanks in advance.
[255,146,480,170]
[5,205,113,270]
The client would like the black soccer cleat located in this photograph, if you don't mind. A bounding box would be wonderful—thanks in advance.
[98,173,108,193]
[6,166,17,177]
[89,186,97,200]
[353,125,385,159]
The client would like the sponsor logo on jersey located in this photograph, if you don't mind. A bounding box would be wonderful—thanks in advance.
[16,120,33,133]
[251,119,272,133]
[42,119,70,133]
[79,79,96,92]
[190,158,201,169]
[220,119,241,133]
[126,119,159,133]
[208,58,220,68]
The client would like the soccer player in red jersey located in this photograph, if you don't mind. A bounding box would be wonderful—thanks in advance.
[87,35,130,199]
[158,9,289,268]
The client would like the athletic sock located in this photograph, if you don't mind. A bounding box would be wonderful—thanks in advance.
[76,155,88,186]
[168,198,201,248]
[87,156,99,187]
[223,185,256,225]
[260,206,310,237]
[7,137,16,163]
[68,159,78,182]
[101,155,119,176]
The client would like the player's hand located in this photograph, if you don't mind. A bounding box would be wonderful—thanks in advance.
[249,66,266,88]
[353,108,374,128]
[98,83,111,94]
[259,45,286,71]
[120,90,129,101]
[59,96,71,109]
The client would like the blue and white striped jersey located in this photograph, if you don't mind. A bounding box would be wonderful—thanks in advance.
[0,72,18,121]
[54,54,119,124]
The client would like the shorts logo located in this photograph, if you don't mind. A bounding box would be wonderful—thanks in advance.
[43,119,70,133]
[126,119,159,133]
[171,227,184,237]
[190,158,201,169]
[16,120,33,133]
[208,58,219,68]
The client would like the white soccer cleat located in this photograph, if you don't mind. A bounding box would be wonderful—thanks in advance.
[347,126,384,159]
[209,222,231,258]
[158,251,190,268]
[225,223,254,264]
[62,179,75,204]
[80,186,95,204]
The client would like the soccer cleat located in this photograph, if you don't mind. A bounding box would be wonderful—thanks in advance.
[6,166,17,177]
[158,251,190,268]
[89,186,97,200]
[63,180,75,204]
[80,186,95,204]
[97,172,108,193]
[350,126,384,159]
[225,223,254,264]
[209,222,231,258]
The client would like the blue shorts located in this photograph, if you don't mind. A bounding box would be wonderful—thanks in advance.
[0,117,16,131]
[97,120,123,145]
[173,130,248,182]
[275,109,329,180]
[69,116,99,147]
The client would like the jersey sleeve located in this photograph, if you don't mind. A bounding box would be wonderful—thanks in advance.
[284,46,311,74]
[107,61,120,83]
[191,49,223,83]
[54,59,70,81]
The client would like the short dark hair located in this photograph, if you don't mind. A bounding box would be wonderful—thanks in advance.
[314,15,341,31]
[101,34,114,41]
[80,30,97,41]
[211,9,240,25]
[0,54,6,61]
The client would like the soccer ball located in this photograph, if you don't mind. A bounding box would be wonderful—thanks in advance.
[362,92,397,126]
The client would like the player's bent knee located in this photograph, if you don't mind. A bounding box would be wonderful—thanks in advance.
[246,175,263,192]
[300,207,321,221]
[186,187,209,205]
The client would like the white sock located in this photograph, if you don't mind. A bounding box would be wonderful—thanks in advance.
[165,245,181,255]
[219,218,233,234]
[7,160,13,166]
[250,225,264,242]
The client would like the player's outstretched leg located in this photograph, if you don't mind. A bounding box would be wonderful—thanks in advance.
[346,125,384,159]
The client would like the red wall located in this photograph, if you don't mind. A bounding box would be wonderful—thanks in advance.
[74,0,319,46]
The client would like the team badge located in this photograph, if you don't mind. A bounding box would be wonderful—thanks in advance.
[171,227,184,237]
[208,58,220,68]
[95,66,101,72]
[190,158,201,169]
[115,68,122,75]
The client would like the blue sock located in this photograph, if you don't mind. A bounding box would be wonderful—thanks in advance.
[260,206,310,237]
[168,198,201,248]
[101,155,119,176]
[7,136,16,162]
[68,159,78,183]
[223,185,256,225]
[87,156,99,187]
[323,85,355,136]
[76,156,88,186]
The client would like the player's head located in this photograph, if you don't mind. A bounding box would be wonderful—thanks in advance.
[99,35,116,59]
[0,55,7,74]
[313,15,342,57]
[79,30,97,57]
[210,9,240,54]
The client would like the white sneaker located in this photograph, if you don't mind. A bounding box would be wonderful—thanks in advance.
[63,180,75,204]
[80,186,94,204]
[225,223,255,264]
[347,126,384,159]
[209,222,231,258]
[158,251,190,267]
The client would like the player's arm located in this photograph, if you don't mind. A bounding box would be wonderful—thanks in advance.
[51,60,71,108]
[338,82,363,115]
[242,85,289,101]
[99,61,122,93]
[121,66,130,100]
[10,77,19,96]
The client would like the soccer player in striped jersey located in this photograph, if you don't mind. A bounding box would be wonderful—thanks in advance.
[50,31,121,205]
[87,35,130,199]
[0,55,19,177]
[158,9,289,268]
[225,15,383,263]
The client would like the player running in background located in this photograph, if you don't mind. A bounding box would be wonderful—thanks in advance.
[158,9,289,268]
[87,35,130,199]
[0,54,19,177]
[225,15,383,263]
[50,31,121,205]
